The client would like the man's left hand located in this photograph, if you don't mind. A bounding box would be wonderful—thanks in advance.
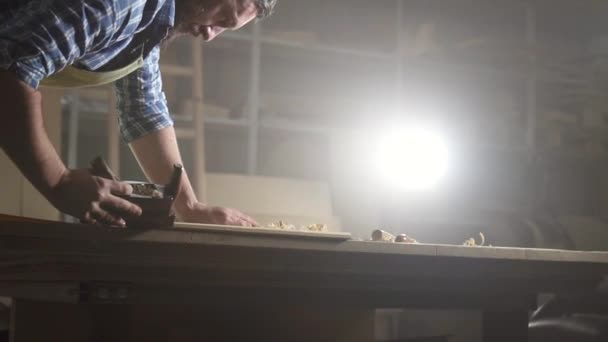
[179,202,258,227]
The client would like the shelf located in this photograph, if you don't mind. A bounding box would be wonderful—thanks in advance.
[160,64,194,77]
[220,31,597,86]
[174,128,196,139]
[221,31,252,42]
[259,120,330,135]
[260,36,394,60]
[205,117,249,128]
[219,31,582,88]
[174,116,331,139]
[175,117,248,140]
[222,31,394,60]
[220,33,533,84]
[212,3,597,175]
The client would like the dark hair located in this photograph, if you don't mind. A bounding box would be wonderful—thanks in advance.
[255,0,277,18]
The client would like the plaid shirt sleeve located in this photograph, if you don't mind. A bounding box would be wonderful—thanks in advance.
[113,45,174,143]
[0,0,117,89]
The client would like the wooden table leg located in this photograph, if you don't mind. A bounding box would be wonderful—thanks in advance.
[10,300,373,342]
[483,309,529,342]
[129,304,375,342]
[11,299,131,342]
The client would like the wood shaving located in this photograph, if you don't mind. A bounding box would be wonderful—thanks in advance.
[266,220,296,230]
[305,223,327,232]
[395,234,419,244]
[371,229,488,247]
[131,183,163,198]
[371,229,395,242]
[371,230,418,244]
[462,232,486,247]
[266,221,327,232]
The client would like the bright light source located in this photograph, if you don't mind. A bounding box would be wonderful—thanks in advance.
[375,126,448,191]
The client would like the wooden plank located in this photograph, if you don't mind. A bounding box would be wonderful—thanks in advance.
[174,221,351,240]
[1,217,608,264]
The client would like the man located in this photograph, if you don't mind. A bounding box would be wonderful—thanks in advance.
[0,0,276,227]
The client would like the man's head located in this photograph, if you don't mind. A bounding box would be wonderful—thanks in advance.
[171,0,277,43]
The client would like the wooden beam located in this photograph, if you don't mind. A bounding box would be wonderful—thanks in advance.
[174,128,195,139]
[247,23,262,175]
[107,87,120,176]
[160,64,194,77]
[525,4,537,152]
[191,39,207,202]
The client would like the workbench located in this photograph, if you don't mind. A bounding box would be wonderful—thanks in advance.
[1,215,608,341]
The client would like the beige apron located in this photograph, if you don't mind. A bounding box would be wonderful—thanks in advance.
[39,56,144,88]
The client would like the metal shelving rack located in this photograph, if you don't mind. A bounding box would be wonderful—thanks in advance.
[198,0,541,178]
[63,0,608,200]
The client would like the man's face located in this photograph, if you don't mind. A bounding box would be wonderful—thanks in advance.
[174,0,258,42]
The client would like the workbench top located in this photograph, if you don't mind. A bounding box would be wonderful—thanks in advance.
[0,215,607,307]
[2,215,608,342]
[2,215,607,262]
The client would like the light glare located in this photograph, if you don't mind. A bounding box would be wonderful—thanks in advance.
[376,126,448,191]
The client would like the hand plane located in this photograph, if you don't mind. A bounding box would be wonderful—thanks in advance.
[89,156,182,229]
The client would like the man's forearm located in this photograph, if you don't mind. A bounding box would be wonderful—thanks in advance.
[0,71,67,199]
[128,126,201,216]
[129,126,258,226]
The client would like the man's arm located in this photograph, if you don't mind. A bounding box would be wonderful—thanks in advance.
[129,126,258,226]
[115,46,257,227]
[0,71,141,225]
[0,72,64,199]
[0,0,144,225]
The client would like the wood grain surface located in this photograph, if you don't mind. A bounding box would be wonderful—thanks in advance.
[1,215,605,342]
[0,214,606,307]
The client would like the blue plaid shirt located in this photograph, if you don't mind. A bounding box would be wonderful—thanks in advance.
[0,0,175,142]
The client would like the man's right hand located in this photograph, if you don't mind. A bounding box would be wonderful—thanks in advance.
[48,168,142,227]
[0,72,143,227]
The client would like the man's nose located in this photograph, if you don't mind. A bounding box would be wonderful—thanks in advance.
[207,27,227,41]
[222,16,238,29]
[219,6,239,29]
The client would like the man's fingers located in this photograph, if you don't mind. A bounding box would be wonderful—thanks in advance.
[236,212,259,227]
[107,180,133,196]
[91,205,125,227]
[81,212,97,225]
[231,215,258,227]
[242,216,259,227]
[102,195,143,217]
[207,207,258,227]
[231,219,250,227]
